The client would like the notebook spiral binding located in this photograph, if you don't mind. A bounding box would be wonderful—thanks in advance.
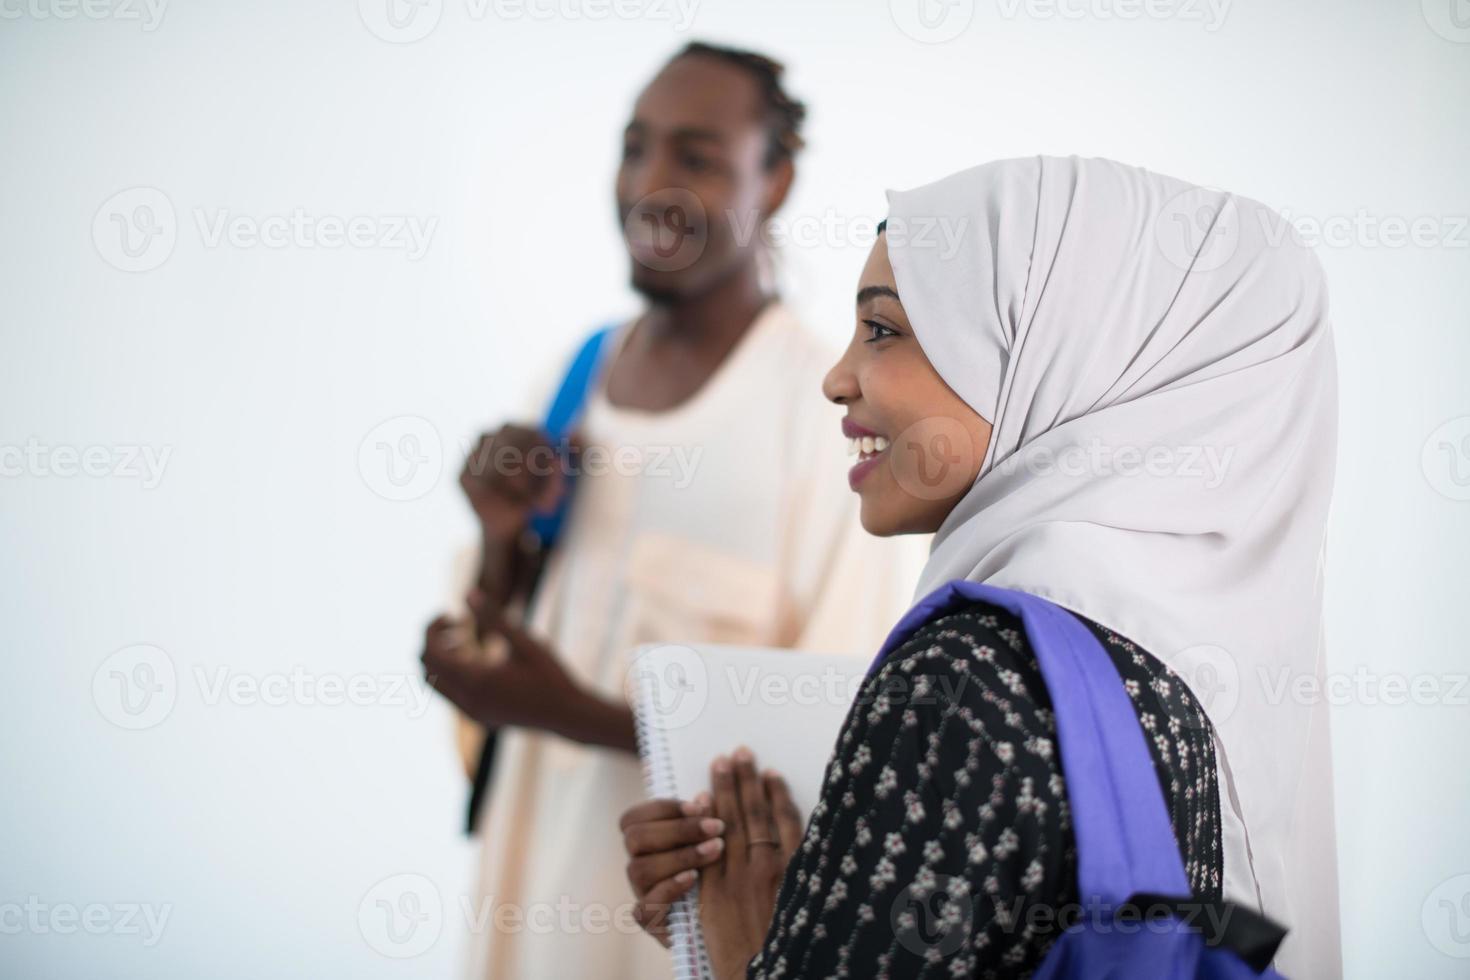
[633,666,716,980]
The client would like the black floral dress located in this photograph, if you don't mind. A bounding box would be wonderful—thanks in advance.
[746,599,1222,979]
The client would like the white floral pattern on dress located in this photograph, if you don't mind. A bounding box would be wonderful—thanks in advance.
[746,601,1222,979]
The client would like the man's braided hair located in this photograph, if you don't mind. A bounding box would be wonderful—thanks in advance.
[674,41,807,168]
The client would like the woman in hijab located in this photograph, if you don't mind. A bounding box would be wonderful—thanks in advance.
[619,156,1339,978]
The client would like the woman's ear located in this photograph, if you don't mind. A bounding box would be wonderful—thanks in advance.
[762,156,795,218]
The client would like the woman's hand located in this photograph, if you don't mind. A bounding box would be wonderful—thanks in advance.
[700,748,805,980]
[620,796,727,947]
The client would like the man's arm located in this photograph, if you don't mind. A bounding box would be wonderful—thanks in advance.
[437,421,639,778]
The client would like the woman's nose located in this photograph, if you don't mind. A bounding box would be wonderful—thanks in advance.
[822,345,861,405]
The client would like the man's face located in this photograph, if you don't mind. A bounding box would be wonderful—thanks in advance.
[615,54,785,301]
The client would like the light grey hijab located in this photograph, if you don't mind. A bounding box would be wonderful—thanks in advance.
[886,156,1339,976]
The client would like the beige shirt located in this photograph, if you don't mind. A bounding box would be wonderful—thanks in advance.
[452,304,926,980]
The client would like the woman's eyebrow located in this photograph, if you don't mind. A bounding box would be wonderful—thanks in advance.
[856,285,901,305]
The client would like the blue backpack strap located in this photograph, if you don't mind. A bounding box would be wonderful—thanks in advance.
[527,324,616,549]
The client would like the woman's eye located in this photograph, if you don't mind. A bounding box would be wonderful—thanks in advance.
[863,320,898,344]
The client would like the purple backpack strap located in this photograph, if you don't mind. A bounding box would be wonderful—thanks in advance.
[872,580,1190,904]
[871,580,1289,976]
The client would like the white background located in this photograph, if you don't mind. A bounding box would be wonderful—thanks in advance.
[1,0,1467,976]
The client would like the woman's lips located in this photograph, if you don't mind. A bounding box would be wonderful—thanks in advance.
[848,451,884,490]
[843,422,891,490]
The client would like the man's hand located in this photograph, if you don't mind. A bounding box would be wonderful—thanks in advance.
[420,594,638,752]
[620,795,727,947]
[699,748,804,980]
[460,425,572,614]
[459,424,568,542]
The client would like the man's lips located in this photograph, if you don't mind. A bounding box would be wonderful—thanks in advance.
[622,206,706,260]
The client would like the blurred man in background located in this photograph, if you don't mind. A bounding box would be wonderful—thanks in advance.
[421,42,921,979]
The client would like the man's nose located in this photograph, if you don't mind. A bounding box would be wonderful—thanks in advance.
[624,149,678,206]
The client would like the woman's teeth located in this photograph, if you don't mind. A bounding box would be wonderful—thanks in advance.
[847,435,891,459]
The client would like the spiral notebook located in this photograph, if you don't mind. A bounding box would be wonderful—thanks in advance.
[629,642,869,980]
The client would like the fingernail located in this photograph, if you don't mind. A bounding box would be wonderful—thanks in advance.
[696,792,713,808]
[680,800,703,817]
[699,818,725,836]
[732,746,753,763]
[712,757,730,775]
[675,869,697,884]
[697,838,724,857]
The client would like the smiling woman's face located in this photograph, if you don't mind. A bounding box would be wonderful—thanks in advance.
[822,234,993,536]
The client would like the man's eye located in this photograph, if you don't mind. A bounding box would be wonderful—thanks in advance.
[621,142,642,161]
[680,153,712,172]
[864,320,898,343]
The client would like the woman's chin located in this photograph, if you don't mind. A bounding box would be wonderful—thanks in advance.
[858,494,911,538]
[858,490,948,538]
